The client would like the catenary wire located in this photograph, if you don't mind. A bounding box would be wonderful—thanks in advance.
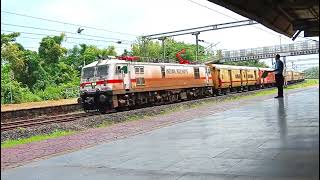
[1,10,139,37]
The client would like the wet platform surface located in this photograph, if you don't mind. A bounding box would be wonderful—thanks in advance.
[2,87,319,180]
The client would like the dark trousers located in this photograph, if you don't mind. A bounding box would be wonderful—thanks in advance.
[275,74,284,97]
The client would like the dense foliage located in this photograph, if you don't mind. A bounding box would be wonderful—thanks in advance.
[303,66,319,79]
[1,32,267,104]
[1,33,109,104]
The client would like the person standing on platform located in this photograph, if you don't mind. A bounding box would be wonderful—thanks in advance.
[270,54,284,98]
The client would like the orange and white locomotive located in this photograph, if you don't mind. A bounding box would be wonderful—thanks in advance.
[79,56,213,112]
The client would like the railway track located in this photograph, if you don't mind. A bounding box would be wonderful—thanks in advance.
[0,88,271,132]
[1,112,100,131]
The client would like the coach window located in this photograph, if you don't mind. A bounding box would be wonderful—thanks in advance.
[135,66,144,74]
[135,67,139,74]
[194,67,200,79]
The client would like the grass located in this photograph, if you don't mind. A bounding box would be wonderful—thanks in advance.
[2,79,318,148]
[97,120,115,128]
[286,79,318,90]
[1,130,75,149]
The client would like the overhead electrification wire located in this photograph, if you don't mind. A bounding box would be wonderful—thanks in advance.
[1,23,134,43]
[1,10,139,37]
[185,0,298,39]
[1,30,132,45]
[16,36,130,48]
[186,0,237,20]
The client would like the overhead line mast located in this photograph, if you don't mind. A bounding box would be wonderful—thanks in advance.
[141,20,258,62]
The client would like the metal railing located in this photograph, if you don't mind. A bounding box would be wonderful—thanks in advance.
[215,41,319,62]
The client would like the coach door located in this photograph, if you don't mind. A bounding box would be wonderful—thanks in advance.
[228,70,232,87]
[116,63,130,90]
[240,69,247,86]
[205,67,210,85]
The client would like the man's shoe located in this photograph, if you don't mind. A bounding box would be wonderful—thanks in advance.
[274,96,283,98]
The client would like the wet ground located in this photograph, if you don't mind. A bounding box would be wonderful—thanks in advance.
[2,87,319,180]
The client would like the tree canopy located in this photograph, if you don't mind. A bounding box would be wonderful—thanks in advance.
[303,66,319,79]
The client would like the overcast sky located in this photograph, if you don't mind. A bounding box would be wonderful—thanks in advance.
[1,0,318,70]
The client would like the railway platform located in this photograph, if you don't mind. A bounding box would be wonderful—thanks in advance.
[2,86,319,180]
[1,98,79,121]
[1,98,77,112]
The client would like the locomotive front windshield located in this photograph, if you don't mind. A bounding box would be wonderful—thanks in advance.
[82,67,95,79]
[97,65,109,77]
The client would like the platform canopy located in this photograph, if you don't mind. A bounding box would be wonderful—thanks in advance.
[208,0,319,38]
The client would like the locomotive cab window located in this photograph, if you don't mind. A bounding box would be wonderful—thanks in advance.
[194,67,200,79]
[116,65,128,74]
[82,67,95,79]
[97,65,109,77]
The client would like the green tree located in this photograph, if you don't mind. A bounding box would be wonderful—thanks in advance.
[131,37,206,63]
[1,32,20,48]
[38,33,67,64]
[303,66,319,79]
[1,63,41,104]
[105,45,117,56]
[82,45,101,65]
[131,37,162,58]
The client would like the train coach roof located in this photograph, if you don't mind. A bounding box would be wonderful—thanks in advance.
[210,64,259,70]
[258,67,274,71]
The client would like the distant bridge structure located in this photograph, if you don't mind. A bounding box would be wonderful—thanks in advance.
[211,40,319,63]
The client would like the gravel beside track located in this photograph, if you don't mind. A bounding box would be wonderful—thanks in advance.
[1,86,317,170]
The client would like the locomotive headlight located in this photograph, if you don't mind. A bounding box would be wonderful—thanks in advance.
[99,94,107,103]
[91,82,96,86]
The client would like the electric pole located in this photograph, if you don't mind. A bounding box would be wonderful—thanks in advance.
[192,32,200,61]
[158,37,166,59]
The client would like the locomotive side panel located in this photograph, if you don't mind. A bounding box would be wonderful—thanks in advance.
[130,64,212,93]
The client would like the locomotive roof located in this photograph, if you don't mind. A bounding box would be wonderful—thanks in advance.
[83,59,208,68]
